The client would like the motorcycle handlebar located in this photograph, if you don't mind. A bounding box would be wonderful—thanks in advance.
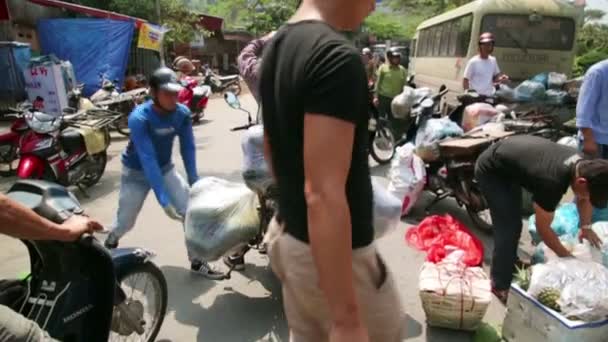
[231,123,255,132]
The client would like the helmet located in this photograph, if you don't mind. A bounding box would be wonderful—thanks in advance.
[479,32,495,44]
[176,58,195,74]
[149,67,182,93]
[386,47,402,59]
[362,47,372,55]
[172,56,188,69]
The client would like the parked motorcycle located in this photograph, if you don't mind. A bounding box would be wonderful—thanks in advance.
[178,77,211,124]
[368,82,396,165]
[3,179,167,341]
[0,108,29,175]
[16,109,111,189]
[203,66,241,96]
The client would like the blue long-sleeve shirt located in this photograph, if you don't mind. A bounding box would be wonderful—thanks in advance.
[576,60,608,145]
[122,101,198,208]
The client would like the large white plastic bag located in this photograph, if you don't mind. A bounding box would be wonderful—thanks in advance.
[528,259,608,321]
[241,125,273,193]
[557,135,578,149]
[185,177,260,262]
[548,72,568,89]
[391,86,416,119]
[413,87,433,103]
[461,103,498,133]
[387,144,426,216]
[372,176,402,239]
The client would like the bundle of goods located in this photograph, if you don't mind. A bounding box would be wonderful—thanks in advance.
[371,176,403,239]
[500,72,575,106]
[391,86,433,120]
[528,203,608,266]
[408,215,490,330]
[461,103,499,133]
[503,259,608,342]
[241,125,273,193]
[387,143,426,216]
[414,117,464,162]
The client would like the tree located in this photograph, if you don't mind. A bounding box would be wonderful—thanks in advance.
[585,9,606,23]
[363,12,409,41]
[70,0,201,44]
[205,0,298,34]
[387,0,472,16]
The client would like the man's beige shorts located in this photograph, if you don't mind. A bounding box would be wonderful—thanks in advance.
[266,220,405,342]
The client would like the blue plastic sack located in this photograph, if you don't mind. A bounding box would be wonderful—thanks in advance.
[528,202,579,245]
[530,73,549,89]
[515,81,547,102]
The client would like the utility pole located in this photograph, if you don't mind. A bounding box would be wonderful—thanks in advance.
[156,0,165,66]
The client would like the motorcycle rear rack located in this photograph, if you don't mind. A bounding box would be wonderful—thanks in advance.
[18,280,72,330]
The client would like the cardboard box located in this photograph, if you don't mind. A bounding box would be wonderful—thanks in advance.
[502,284,608,342]
[23,57,69,117]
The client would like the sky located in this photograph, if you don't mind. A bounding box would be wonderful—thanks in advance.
[588,0,608,22]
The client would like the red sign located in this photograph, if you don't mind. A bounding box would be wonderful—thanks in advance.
[0,0,10,21]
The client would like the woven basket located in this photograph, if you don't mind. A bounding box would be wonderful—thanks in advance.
[419,261,491,331]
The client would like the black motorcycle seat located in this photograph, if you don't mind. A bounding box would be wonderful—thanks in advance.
[6,180,83,222]
[60,127,85,152]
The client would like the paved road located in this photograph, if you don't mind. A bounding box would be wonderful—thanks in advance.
[0,94,518,341]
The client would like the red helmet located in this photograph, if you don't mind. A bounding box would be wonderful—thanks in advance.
[479,32,495,44]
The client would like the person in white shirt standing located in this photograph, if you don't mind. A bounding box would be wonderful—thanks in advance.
[463,32,509,96]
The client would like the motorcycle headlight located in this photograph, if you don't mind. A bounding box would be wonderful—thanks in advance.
[25,111,62,134]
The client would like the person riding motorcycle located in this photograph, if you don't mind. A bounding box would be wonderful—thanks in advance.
[175,58,196,80]
[463,32,509,96]
[0,193,102,342]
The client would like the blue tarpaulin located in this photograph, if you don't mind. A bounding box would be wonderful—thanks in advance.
[37,18,134,96]
[0,42,31,104]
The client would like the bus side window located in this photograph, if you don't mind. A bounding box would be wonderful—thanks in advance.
[440,21,452,56]
[457,15,473,57]
[411,39,417,58]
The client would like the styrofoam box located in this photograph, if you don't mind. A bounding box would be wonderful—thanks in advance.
[502,284,608,342]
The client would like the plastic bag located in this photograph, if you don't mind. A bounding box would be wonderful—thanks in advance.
[532,236,593,264]
[387,144,426,216]
[530,73,549,89]
[528,259,608,321]
[413,87,433,104]
[185,177,260,262]
[557,135,578,149]
[372,176,402,238]
[391,86,416,119]
[406,214,484,267]
[548,72,568,90]
[495,84,516,102]
[528,202,579,245]
[545,89,569,105]
[461,103,498,133]
[515,81,547,102]
[591,222,608,267]
[240,125,273,193]
[415,117,464,146]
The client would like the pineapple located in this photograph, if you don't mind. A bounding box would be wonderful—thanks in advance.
[513,266,531,291]
[537,287,561,312]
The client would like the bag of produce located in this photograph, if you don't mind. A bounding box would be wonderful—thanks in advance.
[548,72,568,89]
[185,177,260,262]
[241,125,273,193]
[461,103,498,132]
[387,144,426,216]
[391,86,416,119]
[515,81,547,102]
[415,117,464,161]
[371,176,402,239]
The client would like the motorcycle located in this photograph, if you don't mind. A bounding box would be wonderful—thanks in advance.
[0,108,30,175]
[178,77,211,124]
[3,179,167,341]
[203,66,241,96]
[16,109,112,189]
[368,82,396,165]
[220,92,277,279]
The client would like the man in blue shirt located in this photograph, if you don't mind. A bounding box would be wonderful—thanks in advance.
[104,67,222,279]
[577,59,608,158]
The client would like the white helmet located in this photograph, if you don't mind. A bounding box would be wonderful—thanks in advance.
[362,47,372,55]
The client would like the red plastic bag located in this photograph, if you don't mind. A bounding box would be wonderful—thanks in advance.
[406,214,484,266]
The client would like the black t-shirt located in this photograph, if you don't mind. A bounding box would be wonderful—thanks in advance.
[476,135,579,212]
[259,21,374,248]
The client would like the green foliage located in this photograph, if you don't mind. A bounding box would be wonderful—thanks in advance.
[70,0,201,44]
[205,0,298,34]
[387,0,473,17]
[363,12,410,40]
[574,23,608,76]
[585,9,606,23]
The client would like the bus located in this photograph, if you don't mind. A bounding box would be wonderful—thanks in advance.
[408,0,585,109]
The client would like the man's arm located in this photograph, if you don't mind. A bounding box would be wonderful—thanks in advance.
[301,47,368,334]
[263,132,275,178]
[534,204,572,257]
[178,113,199,186]
[238,38,265,84]
[129,115,171,208]
[575,190,603,248]
[577,70,601,156]
[463,78,470,91]
[0,194,102,241]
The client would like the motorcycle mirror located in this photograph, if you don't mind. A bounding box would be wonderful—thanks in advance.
[439,84,447,93]
[224,92,241,109]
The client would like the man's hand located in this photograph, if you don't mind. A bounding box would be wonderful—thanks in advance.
[497,74,510,83]
[373,97,379,107]
[59,215,103,242]
[583,139,599,157]
[164,205,184,222]
[580,228,603,249]
[330,323,370,342]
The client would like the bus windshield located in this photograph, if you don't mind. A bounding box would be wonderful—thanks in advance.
[481,14,575,51]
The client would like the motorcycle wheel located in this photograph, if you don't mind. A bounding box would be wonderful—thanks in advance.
[80,152,107,188]
[109,262,168,342]
[370,126,396,165]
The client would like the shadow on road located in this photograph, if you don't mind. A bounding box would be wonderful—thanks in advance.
[162,263,288,342]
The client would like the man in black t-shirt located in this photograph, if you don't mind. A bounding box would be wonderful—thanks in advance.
[260,1,403,341]
[475,135,608,302]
